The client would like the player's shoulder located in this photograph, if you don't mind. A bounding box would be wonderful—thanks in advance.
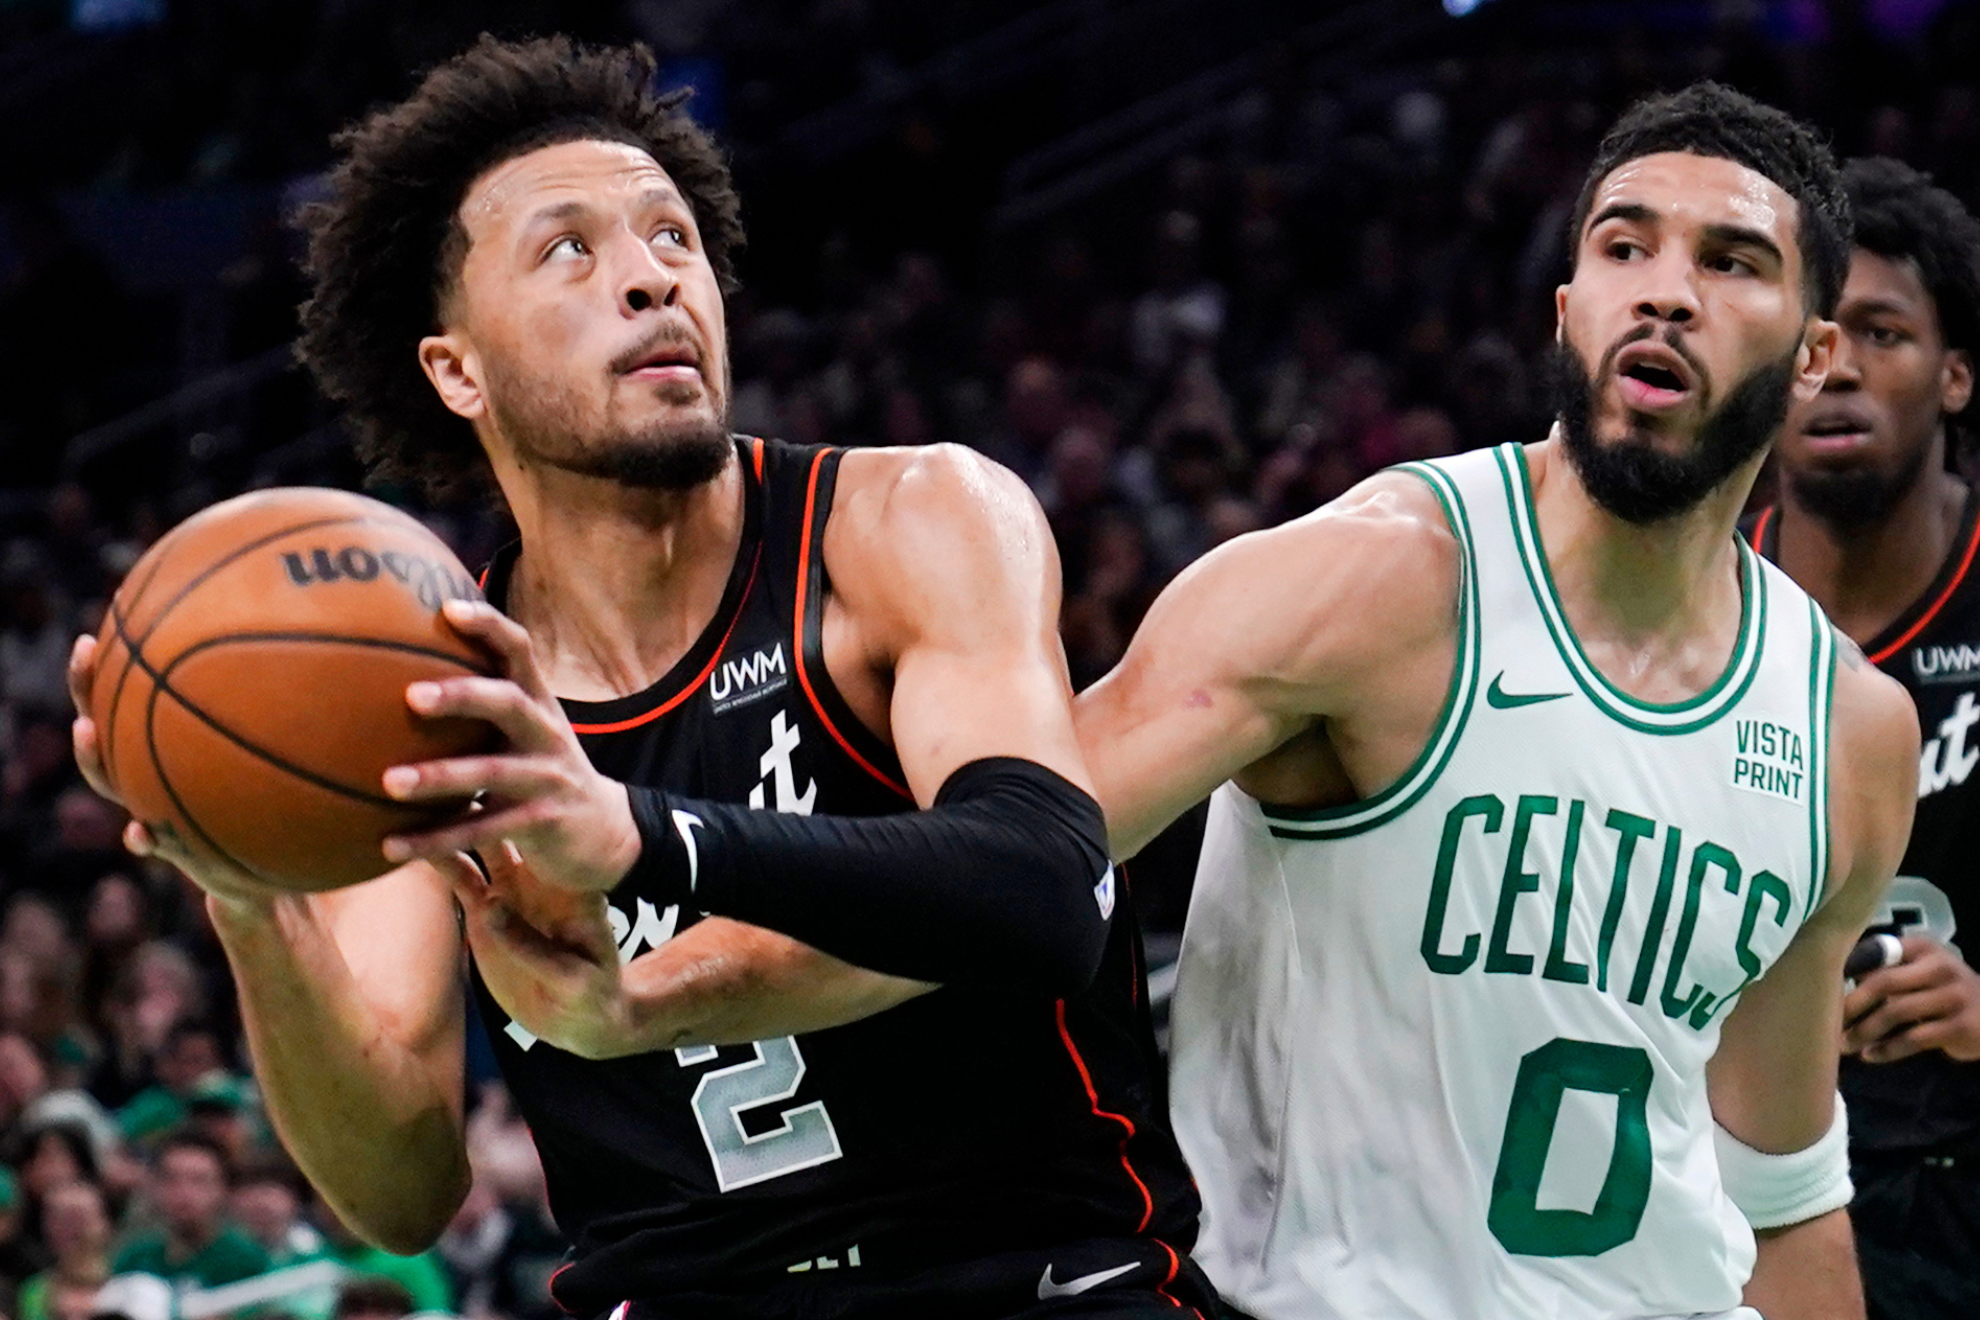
[1825,628,1921,884]
[1148,467,1464,688]
[832,443,1045,555]
[1197,467,1459,620]
[1829,629,1920,764]
[824,445,1056,640]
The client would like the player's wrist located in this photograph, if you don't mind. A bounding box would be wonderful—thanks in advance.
[623,784,697,904]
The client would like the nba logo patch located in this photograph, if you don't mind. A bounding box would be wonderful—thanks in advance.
[1093,865,1116,920]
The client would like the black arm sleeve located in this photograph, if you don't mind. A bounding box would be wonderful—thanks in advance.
[623,757,1114,994]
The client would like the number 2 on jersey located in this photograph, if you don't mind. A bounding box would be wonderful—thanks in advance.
[676,1037,844,1191]
[1488,1037,1653,1256]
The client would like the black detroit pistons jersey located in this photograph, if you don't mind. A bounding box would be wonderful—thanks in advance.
[1754,491,1980,1150]
[471,438,1198,1312]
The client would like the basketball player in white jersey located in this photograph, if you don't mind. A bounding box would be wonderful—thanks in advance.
[1077,84,1919,1319]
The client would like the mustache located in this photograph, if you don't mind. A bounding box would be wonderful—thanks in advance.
[609,324,707,376]
[1596,323,1710,399]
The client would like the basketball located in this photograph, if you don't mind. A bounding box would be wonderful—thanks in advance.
[90,487,499,892]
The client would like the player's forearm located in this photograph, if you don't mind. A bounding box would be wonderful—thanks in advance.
[625,757,1114,992]
[1743,1209,1865,1320]
[209,894,469,1252]
[611,920,934,1053]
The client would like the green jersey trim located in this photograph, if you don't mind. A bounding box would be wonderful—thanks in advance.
[1496,444,1765,735]
[1805,601,1836,919]
[1264,460,1481,840]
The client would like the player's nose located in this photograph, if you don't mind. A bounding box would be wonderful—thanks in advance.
[1631,250,1701,326]
[610,231,680,316]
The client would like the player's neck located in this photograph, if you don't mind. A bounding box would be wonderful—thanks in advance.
[1774,460,1969,646]
[1529,431,1757,695]
[500,450,747,702]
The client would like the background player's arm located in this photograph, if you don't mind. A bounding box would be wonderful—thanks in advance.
[1708,646,1918,1320]
[1076,472,1461,858]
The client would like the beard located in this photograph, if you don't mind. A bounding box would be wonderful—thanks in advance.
[1785,438,1933,530]
[486,355,734,492]
[1546,329,1798,525]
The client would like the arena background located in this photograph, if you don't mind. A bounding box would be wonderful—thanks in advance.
[0,1,1974,1316]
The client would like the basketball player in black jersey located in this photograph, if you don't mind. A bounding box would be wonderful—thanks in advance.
[64,35,1211,1320]
[1755,156,1980,1319]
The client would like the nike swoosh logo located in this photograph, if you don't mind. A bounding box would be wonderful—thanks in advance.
[1485,672,1569,709]
[1037,1262,1138,1300]
[671,809,705,892]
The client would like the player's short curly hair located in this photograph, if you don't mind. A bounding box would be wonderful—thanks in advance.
[295,34,746,499]
[1568,82,1851,319]
[1844,155,1980,462]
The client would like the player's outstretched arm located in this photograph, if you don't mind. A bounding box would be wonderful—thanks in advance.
[1076,471,1462,859]
[68,636,471,1253]
[1708,640,1919,1320]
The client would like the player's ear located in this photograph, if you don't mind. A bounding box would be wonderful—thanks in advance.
[1791,316,1841,404]
[419,333,487,422]
[1554,284,1569,340]
[1942,348,1974,417]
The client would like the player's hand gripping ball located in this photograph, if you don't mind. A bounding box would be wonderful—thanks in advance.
[89,488,499,891]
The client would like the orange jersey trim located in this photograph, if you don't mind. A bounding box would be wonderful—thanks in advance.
[1153,1239,1204,1315]
[792,449,914,799]
[1869,506,1980,665]
[1754,504,1980,666]
[1054,998,1155,1233]
[567,544,764,735]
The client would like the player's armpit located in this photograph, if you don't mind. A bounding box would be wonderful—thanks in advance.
[209,861,470,1254]
[1076,469,1463,859]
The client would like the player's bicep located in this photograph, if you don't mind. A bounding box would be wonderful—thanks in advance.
[842,446,1091,804]
[1075,555,1297,859]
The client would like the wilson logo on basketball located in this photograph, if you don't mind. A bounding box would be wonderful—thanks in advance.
[279,546,479,609]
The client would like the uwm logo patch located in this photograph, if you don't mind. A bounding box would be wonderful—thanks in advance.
[711,642,789,713]
[1912,641,1980,686]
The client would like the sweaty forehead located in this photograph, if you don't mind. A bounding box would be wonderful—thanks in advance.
[459,138,675,241]
[1586,151,1799,248]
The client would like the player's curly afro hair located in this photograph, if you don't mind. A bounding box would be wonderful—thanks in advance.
[1568,82,1851,319]
[1843,156,1980,463]
[295,34,746,499]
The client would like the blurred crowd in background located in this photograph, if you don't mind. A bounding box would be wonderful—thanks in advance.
[2,1,1978,1317]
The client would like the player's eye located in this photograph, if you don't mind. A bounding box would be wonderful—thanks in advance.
[1704,252,1755,275]
[652,225,691,250]
[1606,239,1645,261]
[1865,325,1906,347]
[545,235,589,263]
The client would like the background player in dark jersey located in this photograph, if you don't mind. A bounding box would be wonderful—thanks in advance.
[64,35,1209,1320]
[1755,156,1980,1320]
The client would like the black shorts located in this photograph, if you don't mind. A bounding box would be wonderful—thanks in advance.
[603,1237,1224,1320]
[1850,1146,1980,1320]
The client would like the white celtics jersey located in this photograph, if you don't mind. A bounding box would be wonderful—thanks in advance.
[1171,443,1836,1320]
